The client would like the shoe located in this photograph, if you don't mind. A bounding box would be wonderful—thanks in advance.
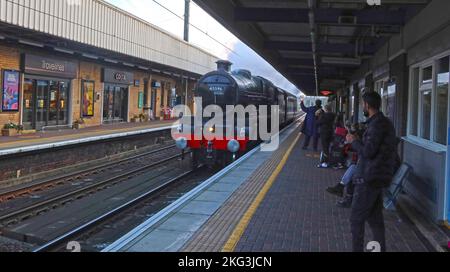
[317,162,329,168]
[336,195,353,208]
[333,163,345,170]
[326,183,344,197]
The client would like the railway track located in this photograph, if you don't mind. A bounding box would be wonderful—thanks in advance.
[0,144,188,227]
[32,166,209,252]
[0,143,178,203]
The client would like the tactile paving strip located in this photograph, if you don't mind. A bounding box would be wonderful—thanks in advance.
[181,125,301,252]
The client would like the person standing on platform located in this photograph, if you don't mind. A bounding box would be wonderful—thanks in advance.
[316,104,336,168]
[345,91,397,252]
[300,99,323,151]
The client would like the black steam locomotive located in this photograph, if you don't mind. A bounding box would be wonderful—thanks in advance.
[175,60,299,167]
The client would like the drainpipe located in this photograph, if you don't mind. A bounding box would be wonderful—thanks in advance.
[308,0,319,96]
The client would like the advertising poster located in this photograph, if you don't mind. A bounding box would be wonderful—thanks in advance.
[82,81,95,117]
[2,70,20,111]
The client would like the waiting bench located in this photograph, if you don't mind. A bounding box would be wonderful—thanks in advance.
[384,163,412,209]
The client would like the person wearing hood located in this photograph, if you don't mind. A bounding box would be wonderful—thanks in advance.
[300,99,323,151]
[316,104,336,168]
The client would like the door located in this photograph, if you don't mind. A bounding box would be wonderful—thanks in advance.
[103,85,113,122]
[22,79,34,130]
[59,81,69,125]
[120,86,128,122]
[48,81,59,127]
[35,80,49,130]
[151,88,157,117]
[103,85,128,123]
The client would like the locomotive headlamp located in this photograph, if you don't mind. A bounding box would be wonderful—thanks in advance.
[208,126,216,133]
[176,137,188,150]
[239,127,246,138]
[177,124,184,133]
[227,139,240,153]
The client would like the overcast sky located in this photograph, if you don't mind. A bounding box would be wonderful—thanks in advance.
[105,0,301,96]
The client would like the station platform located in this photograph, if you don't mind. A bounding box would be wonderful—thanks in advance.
[103,120,434,252]
[0,120,175,156]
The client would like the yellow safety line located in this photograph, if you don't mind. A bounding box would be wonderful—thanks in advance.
[0,123,171,149]
[445,221,450,230]
[222,134,301,252]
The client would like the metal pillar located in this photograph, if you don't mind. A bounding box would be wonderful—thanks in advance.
[184,0,190,42]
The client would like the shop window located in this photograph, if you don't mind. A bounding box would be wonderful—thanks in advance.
[435,57,449,145]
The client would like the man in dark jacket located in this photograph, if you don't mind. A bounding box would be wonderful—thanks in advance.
[301,99,323,151]
[345,91,397,252]
[316,104,335,168]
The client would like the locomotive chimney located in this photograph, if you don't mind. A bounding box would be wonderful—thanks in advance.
[216,60,232,72]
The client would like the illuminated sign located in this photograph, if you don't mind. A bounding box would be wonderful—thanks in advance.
[320,90,334,96]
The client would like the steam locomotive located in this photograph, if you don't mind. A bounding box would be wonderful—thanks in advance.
[175,60,299,167]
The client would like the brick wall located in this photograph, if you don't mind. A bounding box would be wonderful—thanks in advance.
[128,71,147,121]
[150,74,176,119]
[0,45,21,128]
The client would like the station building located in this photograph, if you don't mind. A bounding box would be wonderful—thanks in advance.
[333,1,450,225]
[0,0,218,131]
[193,0,450,227]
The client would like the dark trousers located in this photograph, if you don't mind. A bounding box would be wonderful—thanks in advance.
[321,133,333,162]
[350,182,386,252]
[303,134,320,150]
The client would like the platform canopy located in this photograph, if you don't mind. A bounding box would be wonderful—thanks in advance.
[193,0,430,95]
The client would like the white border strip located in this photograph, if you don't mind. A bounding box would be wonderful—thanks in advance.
[102,118,303,252]
[0,126,173,157]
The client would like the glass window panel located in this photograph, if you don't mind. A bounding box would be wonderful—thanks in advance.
[435,57,449,145]
[410,68,420,136]
[422,66,433,85]
[421,89,432,140]
[22,79,34,130]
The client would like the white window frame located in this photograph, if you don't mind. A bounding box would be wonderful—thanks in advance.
[418,63,434,140]
[407,50,450,152]
[375,77,389,116]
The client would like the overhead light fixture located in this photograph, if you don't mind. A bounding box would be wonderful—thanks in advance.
[82,53,98,59]
[138,66,149,70]
[321,57,361,66]
[19,39,44,48]
[152,69,161,73]
[0,35,5,40]
[104,58,118,64]
[54,47,74,54]
[123,62,135,67]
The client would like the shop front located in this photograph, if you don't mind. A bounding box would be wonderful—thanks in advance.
[102,68,133,123]
[21,54,77,130]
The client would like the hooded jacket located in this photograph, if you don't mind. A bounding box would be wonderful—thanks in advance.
[351,112,398,188]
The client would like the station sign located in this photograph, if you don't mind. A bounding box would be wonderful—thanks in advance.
[102,68,134,85]
[23,54,77,78]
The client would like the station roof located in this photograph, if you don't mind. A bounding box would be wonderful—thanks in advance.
[0,0,218,79]
[193,0,430,95]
